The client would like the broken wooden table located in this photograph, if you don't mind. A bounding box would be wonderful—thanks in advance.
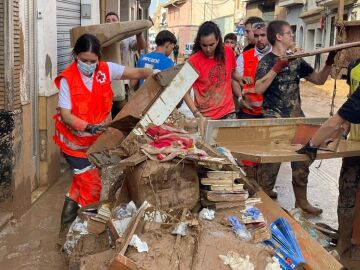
[204,117,360,163]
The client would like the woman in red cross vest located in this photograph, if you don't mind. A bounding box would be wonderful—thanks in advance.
[54,34,152,233]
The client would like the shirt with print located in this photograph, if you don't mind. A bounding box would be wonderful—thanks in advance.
[188,45,236,119]
[255,52,314,118]
[135,52,175,85]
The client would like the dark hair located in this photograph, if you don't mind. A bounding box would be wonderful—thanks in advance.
[224,33,237,42]
[72,34,102,59]
[105,12,119,21]
[193,21,224,63]
[244,16,264,26]
[267,20,291,45]
[155,30,177,46]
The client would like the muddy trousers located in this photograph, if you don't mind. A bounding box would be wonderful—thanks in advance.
[257,161,311,191]
[63,153,101,207]
[337,156,360,255]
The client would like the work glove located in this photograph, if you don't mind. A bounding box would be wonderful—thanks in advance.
[296,141,318,162]
[326,50,338,66]
[271,58,289,74]
[85,124,107,135]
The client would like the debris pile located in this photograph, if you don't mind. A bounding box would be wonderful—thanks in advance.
[60,64,342,270]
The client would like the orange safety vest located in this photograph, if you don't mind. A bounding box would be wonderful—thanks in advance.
[53,61,113,158]
[242,48,263,116]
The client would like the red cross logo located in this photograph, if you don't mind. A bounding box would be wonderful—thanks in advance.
[96,71,106,84]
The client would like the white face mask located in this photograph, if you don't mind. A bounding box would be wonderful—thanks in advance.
[77,59,97,76]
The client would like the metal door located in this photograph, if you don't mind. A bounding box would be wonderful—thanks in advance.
[56,0,81,72]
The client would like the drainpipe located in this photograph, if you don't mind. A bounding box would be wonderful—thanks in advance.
[99,0,106,23]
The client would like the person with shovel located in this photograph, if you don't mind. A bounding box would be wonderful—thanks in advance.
[53,34,152,236]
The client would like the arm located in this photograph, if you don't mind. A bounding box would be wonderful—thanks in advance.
[305,51,337,85]
[121,66,152,80]
[255,58,289,94]
[231,69,243,98]
[184,91,200,117]
[60,108,88,131]
[254,70,278,94]
[310,113,347,147]
[135,33,146,53]
[305,64,332,85]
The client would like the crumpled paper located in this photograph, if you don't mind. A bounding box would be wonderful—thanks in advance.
[171,221,189,236]
[265,257,281,270]
[129,234,149,253]
[219,251,254,270]
[199,208,215,220]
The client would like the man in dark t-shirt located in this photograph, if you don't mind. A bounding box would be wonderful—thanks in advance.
[254,20,337,215]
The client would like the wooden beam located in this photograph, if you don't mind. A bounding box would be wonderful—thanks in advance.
[338,0,344,24]
[283,41,360,60]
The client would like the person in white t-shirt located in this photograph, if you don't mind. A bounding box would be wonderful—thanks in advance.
[105,12,146,117]
[54,33,152,237]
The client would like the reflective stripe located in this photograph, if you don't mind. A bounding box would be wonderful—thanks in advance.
[74,165,95,174]
[55,130,89,151]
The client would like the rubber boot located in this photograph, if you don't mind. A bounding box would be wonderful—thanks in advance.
[60,196,80,232]
[293,184,322,215]
[337,208,355,257]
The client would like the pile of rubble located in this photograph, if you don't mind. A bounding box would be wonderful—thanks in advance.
[61,64,342,270]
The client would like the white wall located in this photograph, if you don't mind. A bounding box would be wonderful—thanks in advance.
[36,0,102,97]
[286,5,305,49]
[81,0,100,26]
[36,0,58,97]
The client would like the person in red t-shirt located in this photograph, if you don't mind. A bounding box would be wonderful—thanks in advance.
[184,21,243,120]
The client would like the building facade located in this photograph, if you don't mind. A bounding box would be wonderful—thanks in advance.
[0,0,148,219]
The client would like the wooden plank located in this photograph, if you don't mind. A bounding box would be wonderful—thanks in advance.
[283,41,360,60]
[201,190,248,202]
[132,62,198,135]
[257,191,343,270]
[223,140,360,163]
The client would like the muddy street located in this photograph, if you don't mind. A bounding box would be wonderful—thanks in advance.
[0,79,352,269]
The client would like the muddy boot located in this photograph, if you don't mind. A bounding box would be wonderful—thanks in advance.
[337,208,355,257]
[293,184,322,215]
[58,196,79,246]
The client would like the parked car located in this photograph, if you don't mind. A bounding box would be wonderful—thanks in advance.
[184,42,194,59]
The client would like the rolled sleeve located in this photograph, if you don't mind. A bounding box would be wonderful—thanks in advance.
[58,78,72,110]
[338,86,360,124]
[236,54,244,77]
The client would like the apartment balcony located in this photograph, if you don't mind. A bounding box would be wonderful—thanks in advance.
[315,0,356,8]
[278,0,304,7]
